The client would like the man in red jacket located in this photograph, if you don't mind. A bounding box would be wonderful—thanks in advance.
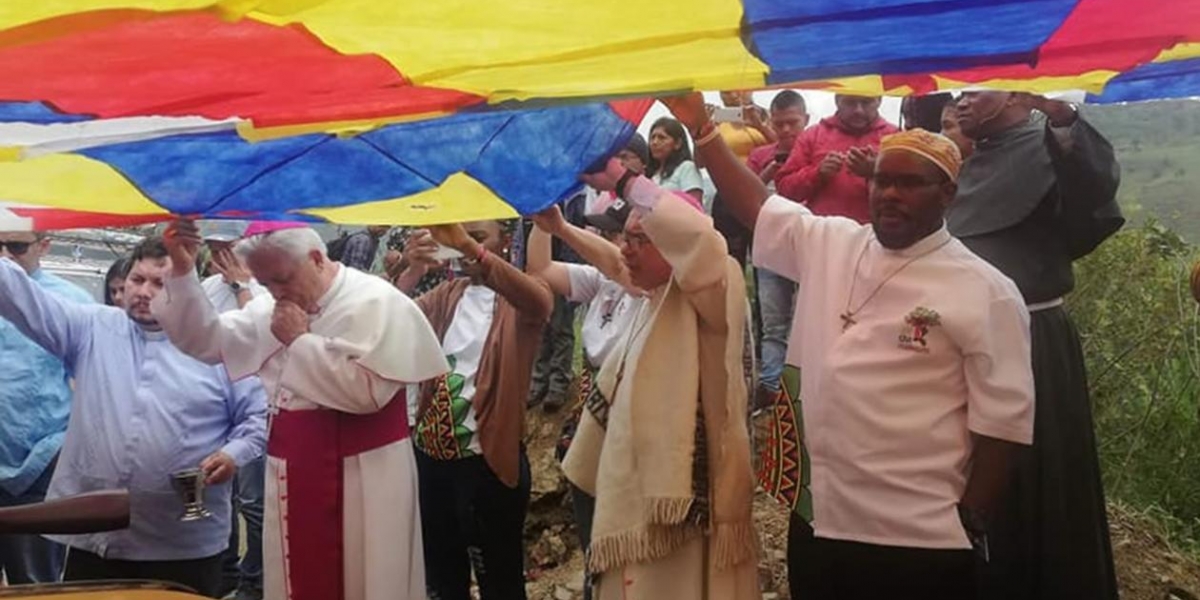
[776,95,899,223]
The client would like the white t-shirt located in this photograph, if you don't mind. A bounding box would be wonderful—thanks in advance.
[438,285,496,456]
[200,275,266,314]
[752,195,1035,550]
[652,160,704,195]
[564,264,645,369]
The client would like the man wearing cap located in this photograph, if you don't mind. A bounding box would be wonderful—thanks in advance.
[561,158,759,600]
[664,92,1036,599]
[154,222,447,600]
[952,92,1122,600]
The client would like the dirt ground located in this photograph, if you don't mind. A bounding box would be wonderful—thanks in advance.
[521,405,1200,600]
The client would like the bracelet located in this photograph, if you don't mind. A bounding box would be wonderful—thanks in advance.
[694,122,721,148]
[615,169,637,199]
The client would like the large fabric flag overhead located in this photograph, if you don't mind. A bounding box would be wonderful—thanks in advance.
[0,0,1196,228]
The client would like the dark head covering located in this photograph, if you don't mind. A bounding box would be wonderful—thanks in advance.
[948,115,1057,237]
[584,197,633,232]
[584,189,704,232]
[624,132,649,166]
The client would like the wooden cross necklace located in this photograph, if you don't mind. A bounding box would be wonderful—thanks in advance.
[840,237,953,331]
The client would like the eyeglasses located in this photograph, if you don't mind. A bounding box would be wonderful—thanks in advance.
[870,173,943,192]
[600,230,625,244]
[622,232,653,249]
[0,241,33,256]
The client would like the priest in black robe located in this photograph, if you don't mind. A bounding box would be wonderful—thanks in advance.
[950,91,1123,600]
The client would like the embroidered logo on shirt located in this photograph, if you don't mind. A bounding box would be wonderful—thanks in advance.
[898,306,941,353]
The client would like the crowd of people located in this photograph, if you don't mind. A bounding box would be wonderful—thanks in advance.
[0,87,1123,600]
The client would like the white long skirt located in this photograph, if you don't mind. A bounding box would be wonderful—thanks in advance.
[262,439,425,600]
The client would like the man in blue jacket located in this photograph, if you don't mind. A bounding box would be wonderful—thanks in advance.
[0,230,93,583]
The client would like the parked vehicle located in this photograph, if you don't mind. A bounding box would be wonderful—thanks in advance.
[41,260,107,303]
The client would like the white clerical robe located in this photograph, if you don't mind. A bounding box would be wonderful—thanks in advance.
[153,265,448,600]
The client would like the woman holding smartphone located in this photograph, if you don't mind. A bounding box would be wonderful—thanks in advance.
[709,90,776,163]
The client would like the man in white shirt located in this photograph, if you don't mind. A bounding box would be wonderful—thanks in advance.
[664,94,1035,600]
[198,221,269,600]
[199,222,266,316]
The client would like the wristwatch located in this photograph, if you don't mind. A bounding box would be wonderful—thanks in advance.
[229,281,245,293]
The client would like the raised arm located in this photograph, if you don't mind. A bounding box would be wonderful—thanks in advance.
[583,159,727,294]
[0,258,91,366]
[525,216,574,297]
[209,247,258,309]
[429,223,554,324]
[530,205,633,292]
[631,181,728,294]
[156,220,267,365]
[1046,117,1119,210]
[392,229,440,296]
[1033,99,1124,259]
[156,269,262,365]
[743,104,778,145]
[663,94,770,232]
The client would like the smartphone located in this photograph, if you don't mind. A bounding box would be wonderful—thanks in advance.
[711,106,744,124]
[432,244,463,261]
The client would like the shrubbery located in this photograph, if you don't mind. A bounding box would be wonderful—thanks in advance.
[1071,222,1200,548]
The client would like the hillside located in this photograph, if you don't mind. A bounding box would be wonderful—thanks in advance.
[521,403,1200,600]
[1086,100,1200,241]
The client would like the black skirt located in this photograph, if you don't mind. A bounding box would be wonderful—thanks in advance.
[978,306,1119,600]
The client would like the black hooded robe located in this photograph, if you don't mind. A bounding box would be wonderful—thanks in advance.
[948,113,1123,600]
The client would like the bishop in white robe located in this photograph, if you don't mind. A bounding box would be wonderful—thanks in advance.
[152,222,448,600]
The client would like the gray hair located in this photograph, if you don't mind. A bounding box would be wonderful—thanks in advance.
[235,227,327,262]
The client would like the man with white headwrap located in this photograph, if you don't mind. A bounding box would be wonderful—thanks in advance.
[152,220,447,600]
[665,91,1037,599]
